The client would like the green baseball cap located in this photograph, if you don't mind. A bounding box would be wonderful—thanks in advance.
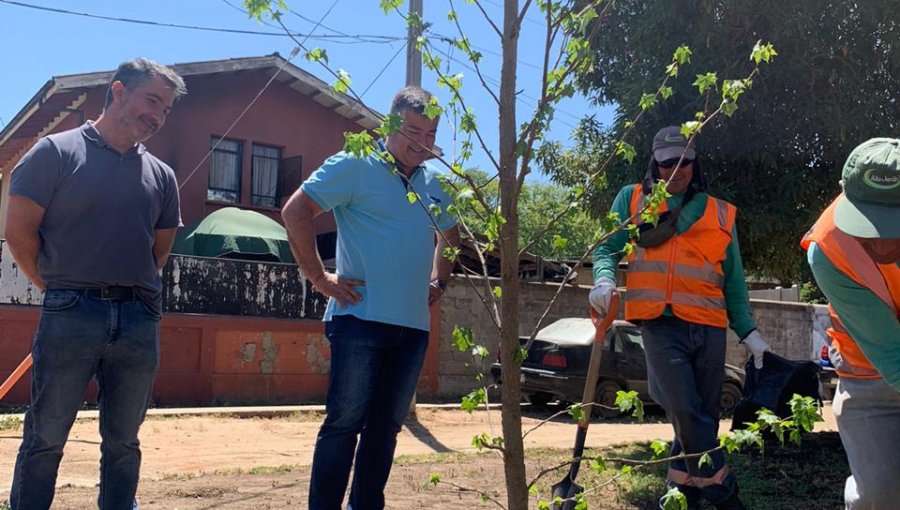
[834,137,900,239]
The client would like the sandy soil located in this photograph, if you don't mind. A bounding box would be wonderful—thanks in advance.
[0,405,837,509]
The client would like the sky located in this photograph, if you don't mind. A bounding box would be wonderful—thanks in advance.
[0,0,616,180]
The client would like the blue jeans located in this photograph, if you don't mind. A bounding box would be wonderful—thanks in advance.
[10,289,161,510]
[309,315,429,510]
[833,377,900,509]
[640,317,737,506]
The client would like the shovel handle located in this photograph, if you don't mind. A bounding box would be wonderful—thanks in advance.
[0,354,33,402]
[579,292,619,428]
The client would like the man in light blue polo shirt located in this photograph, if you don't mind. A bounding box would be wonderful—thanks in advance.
[281,86,459,510]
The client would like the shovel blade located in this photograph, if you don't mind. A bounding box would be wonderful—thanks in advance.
[550,479,584,510]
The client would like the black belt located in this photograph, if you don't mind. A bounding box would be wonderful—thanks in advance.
[83,286,138,301]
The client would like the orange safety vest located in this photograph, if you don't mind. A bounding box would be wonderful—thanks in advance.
[801,195,900,379]
[624,185,736,328]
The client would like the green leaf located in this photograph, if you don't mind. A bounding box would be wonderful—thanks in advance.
[665,62,679,77]
[574,494,588,510]
[304,47,328,64]
[692,72,718,94]
[660,487,688,510]
[529,484,539,496]
[379,0,402,13]
[342,132,375,158]
[680,121,702,137]
[650,439,669,458]
[492,286,502,298]
[615,141,637,163]
[568,403,586,423]
[750,40,778,64]
[331,69,352,94]
[660,85,674,100]
[374,112,403,139]
[471,345,490,360]
[620,465,632,474]
[673,45,692,65]
[514,346,528,362]
[406,191,419,204]
[437,72,464,91]
[721,102,738,117]
[424,96,443,120]
[460,110,477,133]
[452,326,475,352]
[461,388,486,413]
[638,93,658,111]
[699,452,713,469]
[428,473,441,486]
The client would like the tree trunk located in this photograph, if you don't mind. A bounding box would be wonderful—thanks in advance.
[499,1,529,509]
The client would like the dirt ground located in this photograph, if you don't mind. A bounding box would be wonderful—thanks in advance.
[0,405,838,509]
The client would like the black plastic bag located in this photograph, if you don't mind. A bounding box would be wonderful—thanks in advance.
[731,351,821,431]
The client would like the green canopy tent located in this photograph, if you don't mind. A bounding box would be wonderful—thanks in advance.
[171,207,295,263]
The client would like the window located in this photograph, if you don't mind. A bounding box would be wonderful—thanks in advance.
[252,144,282,208]
[208,138,242,203]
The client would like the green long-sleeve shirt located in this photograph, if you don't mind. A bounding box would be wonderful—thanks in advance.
[807,242,900,392]
[592,184,757,338]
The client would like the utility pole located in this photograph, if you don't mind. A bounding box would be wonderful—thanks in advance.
[405,0,423,87]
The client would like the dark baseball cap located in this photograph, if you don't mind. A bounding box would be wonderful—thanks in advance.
[834,137,900,239]
[652,126,696,162]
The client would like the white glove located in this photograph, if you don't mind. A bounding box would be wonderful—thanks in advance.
[589,277,617,317]
[742,330,771,370]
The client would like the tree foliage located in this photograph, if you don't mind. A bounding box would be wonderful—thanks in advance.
[453,171,598,259]
[549,0,900,282]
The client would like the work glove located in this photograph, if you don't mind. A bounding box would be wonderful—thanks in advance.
[589,277,617,317]
[742,330,771,370]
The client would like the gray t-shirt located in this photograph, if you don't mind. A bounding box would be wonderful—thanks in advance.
[10,122,182,293]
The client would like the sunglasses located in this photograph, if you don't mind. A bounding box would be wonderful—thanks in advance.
[658,158,694,169]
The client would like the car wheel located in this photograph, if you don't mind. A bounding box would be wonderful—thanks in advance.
[593,380,623,419]
[720,382,742,418]
[525,392,553,410]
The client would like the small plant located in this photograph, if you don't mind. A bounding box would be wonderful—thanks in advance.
[248,464,296,475]
[0,415,23,431]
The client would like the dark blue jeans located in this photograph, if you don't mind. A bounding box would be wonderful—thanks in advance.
[10,289,161,510]
[640,317,737,506]
[309,315,429,510]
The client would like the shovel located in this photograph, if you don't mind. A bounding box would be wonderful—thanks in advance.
[551,292,620,509]
[0,354,33,402]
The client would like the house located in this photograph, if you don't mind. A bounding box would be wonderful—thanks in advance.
[0,53,381,237]
[0,55,411,407]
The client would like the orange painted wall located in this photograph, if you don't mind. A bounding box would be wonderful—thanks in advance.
[0,305,443,407]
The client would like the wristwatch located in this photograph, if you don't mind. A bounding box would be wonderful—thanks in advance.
[430,278,447,291]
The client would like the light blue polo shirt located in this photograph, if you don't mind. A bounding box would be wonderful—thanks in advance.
[301,145,456,331]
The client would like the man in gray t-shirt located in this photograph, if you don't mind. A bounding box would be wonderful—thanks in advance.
[4,58,186,510]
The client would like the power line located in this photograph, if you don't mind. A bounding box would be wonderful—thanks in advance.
[178,0,343,191]
[361,42,408,99]
[427,44,580,131]
[0,0,402,43]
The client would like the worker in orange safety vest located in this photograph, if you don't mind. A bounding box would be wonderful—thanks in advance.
[590,126,771,510]
[802,137,900,510]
